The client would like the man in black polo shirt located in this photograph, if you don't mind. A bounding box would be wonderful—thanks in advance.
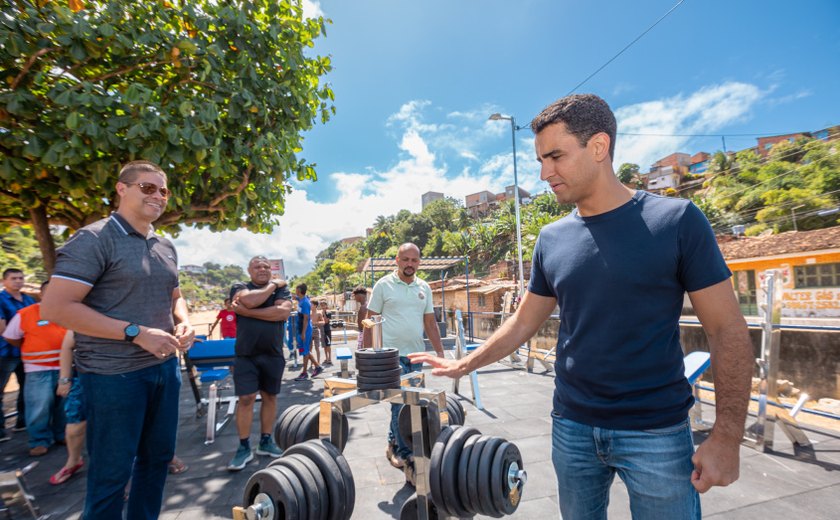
[42,160,194,520]
[226,256,292,471]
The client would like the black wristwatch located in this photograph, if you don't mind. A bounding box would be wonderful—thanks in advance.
[124,323,141,343]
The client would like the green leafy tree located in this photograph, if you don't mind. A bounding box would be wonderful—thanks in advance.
[0,0,334,272]
[617,162,642,187]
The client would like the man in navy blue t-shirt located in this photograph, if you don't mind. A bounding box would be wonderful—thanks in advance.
[411,94,753,518]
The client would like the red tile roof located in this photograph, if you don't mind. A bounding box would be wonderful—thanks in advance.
[717,226,840,260]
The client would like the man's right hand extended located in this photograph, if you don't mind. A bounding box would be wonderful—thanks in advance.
[407,352,465,378]
[134,327,180,359]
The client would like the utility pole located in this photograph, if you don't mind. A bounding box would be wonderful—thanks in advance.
[791,204,805,232]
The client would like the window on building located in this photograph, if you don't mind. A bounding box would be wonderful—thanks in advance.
[478,295,486,307]
[795,263,840,288]
[732,270,757,316]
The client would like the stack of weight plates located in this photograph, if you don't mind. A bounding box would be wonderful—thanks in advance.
[274,403,350,452]
[355,348,401,391]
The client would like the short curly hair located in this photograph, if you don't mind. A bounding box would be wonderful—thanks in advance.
[530,94,617,160]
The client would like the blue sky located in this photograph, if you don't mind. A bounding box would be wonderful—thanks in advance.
[173,0,840,276]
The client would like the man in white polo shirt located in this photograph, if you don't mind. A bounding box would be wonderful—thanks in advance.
[367,242,444,486]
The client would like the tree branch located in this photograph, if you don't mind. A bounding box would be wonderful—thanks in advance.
[210,166,251,206]
[10,47,59,90]
[0,216,27,226]
[0,189,21,201]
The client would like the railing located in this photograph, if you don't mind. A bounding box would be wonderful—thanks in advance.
[449,306,840,425]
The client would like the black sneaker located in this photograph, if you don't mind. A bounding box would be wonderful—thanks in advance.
[12,423,25,433]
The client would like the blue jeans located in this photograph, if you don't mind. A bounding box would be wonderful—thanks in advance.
[388,356,422,459]
[0,356,25,431]
[23,370,65,448]
[80,358,181,520]
[551,414,700,520]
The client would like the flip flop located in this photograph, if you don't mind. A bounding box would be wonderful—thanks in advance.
[49,460,84,485]
[168,457,189,474]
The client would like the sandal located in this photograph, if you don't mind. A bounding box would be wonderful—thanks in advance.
[49,460,84,485]
[168,456,189,475]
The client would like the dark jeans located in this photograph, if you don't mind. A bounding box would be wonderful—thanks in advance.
[80,358,181,520]
[0,356,25,432]
[388,356,422,459]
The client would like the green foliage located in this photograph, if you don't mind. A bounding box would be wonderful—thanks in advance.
[0,226,63,281]
[0,0,334,264]
[175,262,244,309]
[705,137,839,233]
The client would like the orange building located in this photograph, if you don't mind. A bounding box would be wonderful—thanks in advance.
[718,227,840,317]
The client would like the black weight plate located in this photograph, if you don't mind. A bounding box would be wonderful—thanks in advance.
[355,373,401,384]
[273,456,319,520]
[295,403,321,444]
[243,467,300,520]
[302,406,350,453]
[446,394,465,425]
[354,347,399,359]
[270,465,306,520]
[491,441,523,516]
[428,426,456,513]
[275,404,305,448]
[356,379,401,391]
[282,404,310,449]
[477,436,505,516]
[316,438,356,520]
[397,405,429,452]
[445,400,463,427]
[440,426,480,517]
[456,433,480,516]
[466,435,491,515]
[356,366,402,380]
[289,454,329,520]
[285,440,346,520]
[354,355,400,369]
[293,453,331,520]
[399,495,442,520]
[287,403,317,449]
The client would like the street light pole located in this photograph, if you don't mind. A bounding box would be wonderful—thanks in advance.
[489,113,526,298]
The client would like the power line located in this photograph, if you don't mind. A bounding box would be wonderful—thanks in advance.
[567,0,686,95]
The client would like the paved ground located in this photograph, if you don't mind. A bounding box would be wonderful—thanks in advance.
[2,337,839,519]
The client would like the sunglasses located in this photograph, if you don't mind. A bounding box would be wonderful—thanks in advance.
[125,182,171,198]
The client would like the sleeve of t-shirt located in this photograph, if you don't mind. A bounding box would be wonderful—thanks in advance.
[368,282,384,314]
[678,202,732,292]
[52,229,108,287]
[527,234,555,297]
[229,282,247,301]
[274,286,293,301]
[1,313,23,341]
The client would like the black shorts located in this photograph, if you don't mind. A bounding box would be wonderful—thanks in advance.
[234,354,286,396]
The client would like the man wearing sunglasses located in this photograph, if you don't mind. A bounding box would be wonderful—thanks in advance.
[42,160,194,520]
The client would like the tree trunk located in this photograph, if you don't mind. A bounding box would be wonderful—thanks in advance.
[29,204,56,275]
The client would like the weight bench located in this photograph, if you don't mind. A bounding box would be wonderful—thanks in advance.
[185,338,240,444]
[0,462,39,519]
[684,351,712,430]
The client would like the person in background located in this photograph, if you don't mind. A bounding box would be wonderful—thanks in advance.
[2,281,67,456]
[50,331,85,485]
[293,284,323,382]
[367,243,445,487]
[352,286,370,348]
[311,299,326,365]
[0,268,34,440]
[226,256,292,471]
[319,300,333,365]
[209,298,237,339]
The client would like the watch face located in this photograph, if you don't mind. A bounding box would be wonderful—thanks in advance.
[125,324,140,337]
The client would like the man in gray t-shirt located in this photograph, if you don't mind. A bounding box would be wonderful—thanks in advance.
[42,160,194,519]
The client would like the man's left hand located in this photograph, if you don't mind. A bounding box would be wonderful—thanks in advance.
[691,431,741,492]
[174,323,195,351]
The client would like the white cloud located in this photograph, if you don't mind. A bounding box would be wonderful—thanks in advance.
[614,81,763,169]
[301,0,323,19]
